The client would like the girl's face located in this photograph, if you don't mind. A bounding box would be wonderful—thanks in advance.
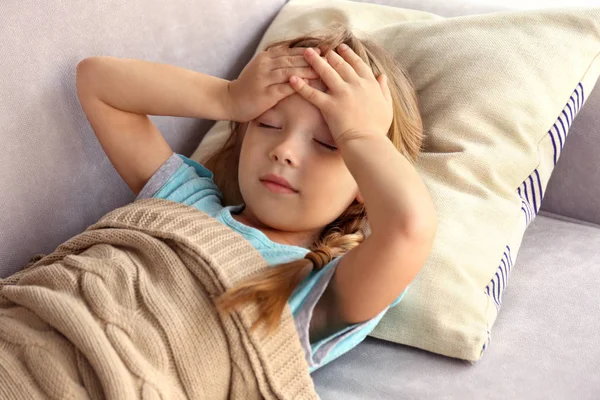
[237,85,361,240]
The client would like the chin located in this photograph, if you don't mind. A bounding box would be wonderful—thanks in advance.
[252,205,296,230]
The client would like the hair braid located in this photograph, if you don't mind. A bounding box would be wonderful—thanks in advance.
[214,202,368,335]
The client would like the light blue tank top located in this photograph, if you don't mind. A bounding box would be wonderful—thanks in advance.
[135,153,409,373]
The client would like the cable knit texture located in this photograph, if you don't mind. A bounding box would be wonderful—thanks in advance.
[0,198,318,399]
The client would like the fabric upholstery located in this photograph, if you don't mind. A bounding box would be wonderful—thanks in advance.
[1,0,600,397]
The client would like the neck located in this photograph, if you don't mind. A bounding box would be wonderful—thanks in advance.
[232,206,319,249]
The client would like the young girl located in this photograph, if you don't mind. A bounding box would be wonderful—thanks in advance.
[76,25,437,373]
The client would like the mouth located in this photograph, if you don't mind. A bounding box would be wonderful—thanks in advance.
[259,174,299,194]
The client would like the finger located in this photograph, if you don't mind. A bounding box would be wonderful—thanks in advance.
[307,77,328,92]
[377,74,392,103]
[270,55,314,69]
[303,48,344,90]
[336,43,373,80]
[267,45,321,58]
[289,75,328,108]
[266,82,297,100]
[268,66,320,84]
[325,48,358,83]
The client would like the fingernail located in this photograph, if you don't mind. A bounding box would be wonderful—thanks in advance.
[290,76,299,84]
[338,43,349,51]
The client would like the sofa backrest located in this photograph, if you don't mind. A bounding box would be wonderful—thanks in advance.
[0,0,287,277]
[1,0,598,278]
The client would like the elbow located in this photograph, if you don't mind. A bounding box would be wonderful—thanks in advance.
[76,57,97,81]
[76,58,96,98]
[76,56,106,75]
[396,209,438,243]
[76,56,109,98]
[372,213,437,253]
[410,212,438,241]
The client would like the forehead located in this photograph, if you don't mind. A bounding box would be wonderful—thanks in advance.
[264,90,329,129]
[270,97,328,130]
[261,77,328,120]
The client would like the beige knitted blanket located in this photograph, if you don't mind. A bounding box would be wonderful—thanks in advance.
[0,198,318,400]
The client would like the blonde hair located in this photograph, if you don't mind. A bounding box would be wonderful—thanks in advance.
[210,24,423,335]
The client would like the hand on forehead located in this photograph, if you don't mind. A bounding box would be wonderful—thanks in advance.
[305,77,328,92]
[300,55,329,92]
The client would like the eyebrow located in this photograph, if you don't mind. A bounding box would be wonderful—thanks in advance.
[264,107,330,134]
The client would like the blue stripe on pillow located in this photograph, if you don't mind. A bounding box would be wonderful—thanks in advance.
[549,82,584,165]
[519,83,585,226]
[480,82,585,359]
[485,245,514,312]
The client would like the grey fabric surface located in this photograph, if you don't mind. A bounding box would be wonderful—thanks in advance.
[1,0,599,398]
[540,78,600,226]
[312,214,600,400]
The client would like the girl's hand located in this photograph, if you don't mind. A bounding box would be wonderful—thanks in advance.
[227,46,321,122]
[289,45,393,144]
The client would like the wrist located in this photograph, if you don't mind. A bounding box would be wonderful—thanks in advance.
[221,80,236,121]
[336,129,388,148]
[188,74,235,121]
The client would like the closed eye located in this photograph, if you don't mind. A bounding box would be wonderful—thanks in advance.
[313,139,337,151]
[258,121,336,151]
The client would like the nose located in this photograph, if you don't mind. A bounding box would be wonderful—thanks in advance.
[270,152,294,166]
[269,134,299,167]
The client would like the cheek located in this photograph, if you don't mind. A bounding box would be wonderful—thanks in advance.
[306,158,357,199]
[239,131,261,170]
[238,136,258,192]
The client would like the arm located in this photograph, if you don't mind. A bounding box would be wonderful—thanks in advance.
[290,46,437,327]
[76,57,232,195]
[310,136,436,335]
[76,48,320,195]
[77,57,233,120]
[330,135,437,324]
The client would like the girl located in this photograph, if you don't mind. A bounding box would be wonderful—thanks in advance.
[76,25,437,373]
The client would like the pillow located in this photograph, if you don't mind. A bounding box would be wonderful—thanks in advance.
[191,0,600,362]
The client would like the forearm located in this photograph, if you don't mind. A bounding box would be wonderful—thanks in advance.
[339,135,436,236]
[76,56,232,120]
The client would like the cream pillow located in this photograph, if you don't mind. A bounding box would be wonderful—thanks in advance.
[191,0,600,362]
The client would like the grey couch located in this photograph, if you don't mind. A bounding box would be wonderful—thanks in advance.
[1,0,599,398]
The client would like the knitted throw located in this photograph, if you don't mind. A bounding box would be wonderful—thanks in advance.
[0,198,318,399]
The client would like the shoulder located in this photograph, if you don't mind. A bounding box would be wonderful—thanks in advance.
[177,154,215,179]
[136,153,223,207]
[136,152,184,200]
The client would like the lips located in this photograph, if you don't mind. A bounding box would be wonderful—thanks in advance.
[259,174,298,193]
